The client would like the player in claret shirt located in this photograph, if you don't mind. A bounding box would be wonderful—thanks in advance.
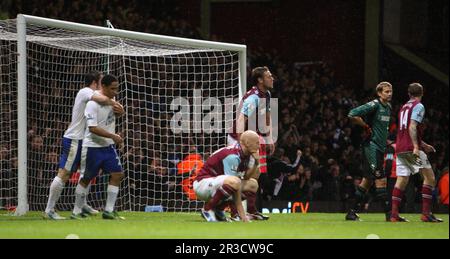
[228,66,274,221]
[194,130,261,222]
[390,83,443,223]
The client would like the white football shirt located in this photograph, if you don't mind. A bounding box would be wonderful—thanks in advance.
[63,87,96,140]
[83,98,116,148]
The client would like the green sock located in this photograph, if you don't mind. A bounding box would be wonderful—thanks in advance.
[352,186,368,212]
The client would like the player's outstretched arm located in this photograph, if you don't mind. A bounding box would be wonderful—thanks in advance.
[91,93,115,106]
[91,94,125,117]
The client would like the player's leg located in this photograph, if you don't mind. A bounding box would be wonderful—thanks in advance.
[44,169,71,220]
[102,172,125,220]
[215,177,256,222]
[205,176,240,211]
[194,177,227,222]
[81,183,99,216]
[418,151,443,222]
[346,176,372,220]
[72,177,91,219]
[245,136,270,220]
[197,175,240,222]
[346,146,372,220]
[102,146,125,220]
[372,150,391,220]
[389,153,414,222]
[390,176,410,222]
[72,146,100,219]
[241,178,267,220]
[346,147,375,220]
[374,178,391,220]
[346,144,379,221]
[420,168,443,222]
[44,138,81,220]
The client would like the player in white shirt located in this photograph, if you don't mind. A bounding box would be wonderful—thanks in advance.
[71,74,125,220]
[44,71,124,220]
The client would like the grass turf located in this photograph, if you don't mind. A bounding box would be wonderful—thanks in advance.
[0,211,448,239]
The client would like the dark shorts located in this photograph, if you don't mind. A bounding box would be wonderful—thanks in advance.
[80,145,123,181]
[361,144,385,180]
[58,137,82,173]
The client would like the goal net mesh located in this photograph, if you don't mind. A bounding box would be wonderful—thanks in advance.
[0,19,240,212]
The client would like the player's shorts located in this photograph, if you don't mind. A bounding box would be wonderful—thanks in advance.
[227,134,267,174]
[58,137,82,173]
[396,151,432,177]
[361,143,385,180]
[80,145,123,181]
[193,175,229,202]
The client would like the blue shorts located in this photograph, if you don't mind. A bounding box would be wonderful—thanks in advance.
[58,137,82,173]
[80,145,123,181]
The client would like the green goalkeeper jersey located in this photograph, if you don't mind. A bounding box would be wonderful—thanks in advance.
[348,99,391,152]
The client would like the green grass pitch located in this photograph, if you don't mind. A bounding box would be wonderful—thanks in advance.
[0,211,448,239]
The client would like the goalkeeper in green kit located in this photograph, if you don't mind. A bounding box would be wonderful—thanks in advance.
[345,82,394,221]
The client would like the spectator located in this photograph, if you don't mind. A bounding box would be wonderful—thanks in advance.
[266,149,302,200]
[438,167,449,207]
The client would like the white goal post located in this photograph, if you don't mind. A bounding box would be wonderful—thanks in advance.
[0,14,246,215]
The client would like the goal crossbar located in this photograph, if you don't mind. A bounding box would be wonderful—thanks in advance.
[13,14,247,215]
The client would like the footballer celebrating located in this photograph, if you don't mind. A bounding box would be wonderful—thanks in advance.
[71,74,125,220]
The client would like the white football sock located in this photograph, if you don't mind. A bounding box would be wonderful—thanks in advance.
[82,183,91,207]
[45,176,65,214]
[73,184,88,215]
[105,185,119,213]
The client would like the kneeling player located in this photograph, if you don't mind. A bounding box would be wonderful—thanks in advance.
[194,130,261,222]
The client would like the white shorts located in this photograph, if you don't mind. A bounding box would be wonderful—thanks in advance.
[396,151,432,177]
[193,175,229,202]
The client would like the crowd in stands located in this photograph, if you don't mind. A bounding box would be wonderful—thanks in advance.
[0,0,202,39]
[1,2,448,211]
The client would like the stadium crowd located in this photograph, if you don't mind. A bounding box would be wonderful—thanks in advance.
[0,1,448,211]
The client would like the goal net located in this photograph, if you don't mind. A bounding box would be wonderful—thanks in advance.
[0,15,246,214]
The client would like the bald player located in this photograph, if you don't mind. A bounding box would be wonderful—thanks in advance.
[194,130,261,222]
[228,66,274,221]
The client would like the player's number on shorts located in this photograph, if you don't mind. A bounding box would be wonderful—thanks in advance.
[400,109,409,131]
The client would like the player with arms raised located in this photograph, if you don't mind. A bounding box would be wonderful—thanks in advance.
[44,71,123,220]
[390,83,443,222]
[194,130,261,222]
[345,82,393,221]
